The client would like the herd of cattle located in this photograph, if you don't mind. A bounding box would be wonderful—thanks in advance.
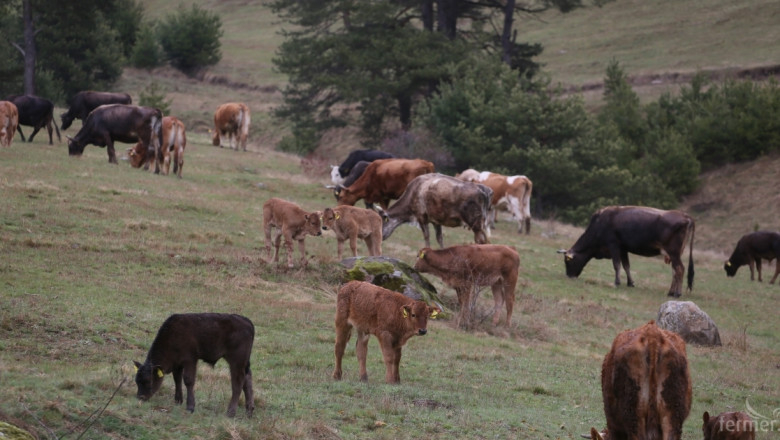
[3,91,773,438]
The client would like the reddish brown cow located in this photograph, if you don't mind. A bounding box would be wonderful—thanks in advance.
[212,102,250,151]
[456,169,533,234]
[702,411,755,440]
[321,205,382,260]
[413,244,519,328]
[724,231,780,283]
[263,198,322,268]
[128,116,187,178]
[336,158,434,209]
[0,100,19,147]
[333,281,440,383]
[592,320,692,440]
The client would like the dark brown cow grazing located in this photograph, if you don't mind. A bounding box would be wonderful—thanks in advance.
[703,411,755,440]
[60,91,132,130]
[333,281,440,383]
[593,320,691,440]
[380,173,492,248]
[128,116,187,178]
[4,94,61,144]
[336,158,434,209]
[321,205,382,259]
[0,100,18,147]
[212,102,250,151]
[263,198,322,268]
[560,206,695,297]
[414,244,519,328]
[67,104,162,167]
[133,313,255,418]
[724,231,780,283]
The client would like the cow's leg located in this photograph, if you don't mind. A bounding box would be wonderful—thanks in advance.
[490,282,505,326]
[283,234,295,268]
[454,286,470,328]
[770,259,780,284]
[611,254,622,287]
[333,321,352,380]
[386,345,403,384]
[668,254,685,297]
[434,224,444,248]
[748,259,756,281]
[242,365,254,417]
[419,222,432,248]
[272,232,283,263]
[755,258,763,282]
[182,362,197,413]
[226,362,246,417]
[176,148,184,179]
[348,233,358,257]
[172,366,184,404]
[28,124,42,143]
[620,251,634,287]
[16,125,26,142]
[377,332,400,384]
[355,330,371,382]
[296,238,307,267]
[264,224,273,262]
[106,138,118,164]
[336,238,345,260]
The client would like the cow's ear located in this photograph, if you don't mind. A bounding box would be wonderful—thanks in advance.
[418,249,426,259]
[334,210,341,220]
[703,411,710,423]
[401,305,410,319]
[133,361,142,373]
[154,367,164,378]
[725,261,731,267]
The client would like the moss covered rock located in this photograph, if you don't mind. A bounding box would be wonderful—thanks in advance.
[0,422,36,440]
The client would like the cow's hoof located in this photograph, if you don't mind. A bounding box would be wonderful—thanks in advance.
[668,291,681,298]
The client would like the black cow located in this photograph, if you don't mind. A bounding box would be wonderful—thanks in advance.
[133,313,255,418]
[724,230,780,283]
[61,91,132,130]
[559,206,695,297]
[67,104,162,168]
[331,149,395,185]
[4,94,61,144]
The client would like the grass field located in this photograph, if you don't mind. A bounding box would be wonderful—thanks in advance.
[0,133,777,439]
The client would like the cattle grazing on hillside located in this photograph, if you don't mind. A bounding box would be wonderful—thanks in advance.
[380,173,492,248]
[702,411,755,440]
[333,280,440,383]
[128,116,187,178]
[456,169,533,234]
[133,313,255,418]
[330,149,396,186]
[329,160,371,205]
[212,102,250,151]
[67,104,162,167]
[414,244,519,328]
[336,158,434,209]
[724,231,780,284]
[590,320,691,440]
[60,91,132,130]
[4,94,61,144]
[320,205,382,260]
[559,206,695,297]
[0,100,19,148]
[263,198,322,268]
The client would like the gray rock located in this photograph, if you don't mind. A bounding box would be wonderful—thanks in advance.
[657,301,722,346]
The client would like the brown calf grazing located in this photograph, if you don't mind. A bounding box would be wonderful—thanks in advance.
[724,231,780,283]
[333,281,440,384]
[321,205,382,260]
[128,116,187,178]
[703,411,755,440]
[212,102,250,151]
[263,198,322,268]
[413,244,519,328]
[133,313,255,418]
[0,100,19,147]
[593,320,691,440]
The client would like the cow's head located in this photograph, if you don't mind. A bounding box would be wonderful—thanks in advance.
[723,260,738,277]
[133,360,165,401]
[558,249,587,278]
[60,112,74,130]
[412,248,434,273]
[210,129,220,146]
[330,165,345,186]
[304,211,323,237]
[321,207,341,231]
[67,135,85,156]
[126,143,149,168]
[332,185,344,201]
[402,300,441,336]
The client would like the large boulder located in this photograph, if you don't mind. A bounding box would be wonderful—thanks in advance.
[657,301,722,346]
[340,256,450,317]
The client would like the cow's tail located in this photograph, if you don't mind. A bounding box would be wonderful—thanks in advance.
[523,179,533,234]
[687,221,695,292]
[239,105,251,149]
[48,110,62,143]
[152,111,163,173]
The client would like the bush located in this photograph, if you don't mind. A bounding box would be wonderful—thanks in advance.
[130,23,163,69]
[157,4,223,75]
[138,82,171,116]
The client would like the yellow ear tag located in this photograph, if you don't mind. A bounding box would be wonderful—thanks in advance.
[430,309,439,319]
[726,261,731,267]
[418,250,425,259]
[134,365,139,373]
[156,368,164,378]
[335,212,341,220]
[402,309,409,319]
[565,255,572,261]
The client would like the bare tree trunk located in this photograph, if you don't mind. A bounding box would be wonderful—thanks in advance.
[422,0,434,31]
[22,0,36,95]
[501,0,516,65]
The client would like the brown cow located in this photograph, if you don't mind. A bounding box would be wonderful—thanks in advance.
[456,169,533,234]
[0,100,19,147]
[413,244,519,328]
[128,116,187,178]
[333,280,440,383]
[593,320,692,440]
[724,231,780,283]
[212,102,250,151]
[702,411,755,440]
[263,198,322,268]
[336,158,434,209]
[321,205,382,260]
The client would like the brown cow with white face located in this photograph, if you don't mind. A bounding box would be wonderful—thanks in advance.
[262,198,322,268]
[702,411,755,440]
[413,244,519,328]
[456,169,533,234]
[320,205,382,260]
[212,102,250,151]
[335,158,434,209]
[0,100,19,147]
[128,116,187,178]
[591,320,691,440]
[333,281,440,384]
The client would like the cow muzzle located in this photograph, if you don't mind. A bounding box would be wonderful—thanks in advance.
[418,328,427,336]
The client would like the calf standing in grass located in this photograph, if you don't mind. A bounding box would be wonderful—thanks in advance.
[724,231,780,283]
[263,197,322,268]
[414,244,519,328]
[133,313,255,417]
[703,411,755,440]
[321,205,382,260]
[333,281,440,384]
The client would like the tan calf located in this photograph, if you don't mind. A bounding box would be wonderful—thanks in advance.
[321,206,382,260]
[0,100,19,147]
[333,281,440,383]
[413,244,519,328]
[263,198,322,268]
[703,411,755,440]
[128,116,187,178]
[212,102,250,151]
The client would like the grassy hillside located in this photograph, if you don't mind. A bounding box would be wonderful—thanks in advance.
[0,133,777,439]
